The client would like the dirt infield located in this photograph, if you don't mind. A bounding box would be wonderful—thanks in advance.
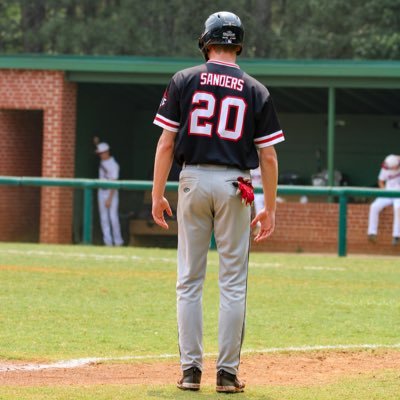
[1,350,399,387]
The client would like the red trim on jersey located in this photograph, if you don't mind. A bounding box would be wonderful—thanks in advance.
[254,131,285,148]
[255,133,284,144]
[207,60,240,69]
[254,131,285,145]
[154,114,179,129]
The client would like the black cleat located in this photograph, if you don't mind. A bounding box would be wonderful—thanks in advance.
[368,234,377,243]
[177,366,202,391]
[216,369,245,393]
[392,237,399,246]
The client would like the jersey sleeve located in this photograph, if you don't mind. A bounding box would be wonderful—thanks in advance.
[253,95,285,149]
[153,76,181,133]
[378,168,389,182]
[105,160,119,180]
[110,162,119,180]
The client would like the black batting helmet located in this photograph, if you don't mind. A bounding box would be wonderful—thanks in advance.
[198,11,244,60]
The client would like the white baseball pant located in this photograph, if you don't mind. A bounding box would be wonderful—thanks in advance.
[367,197,400,237]
[176,164,251,376]
[98,190,124,246]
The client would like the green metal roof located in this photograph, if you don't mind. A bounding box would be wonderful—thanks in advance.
[1,54,400,88]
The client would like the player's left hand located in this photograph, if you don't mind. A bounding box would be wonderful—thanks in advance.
[152,196,173,229]
[251,209,275,242]
[105,198,112,208]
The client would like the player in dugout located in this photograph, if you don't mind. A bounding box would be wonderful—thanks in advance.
[367,154,400,245]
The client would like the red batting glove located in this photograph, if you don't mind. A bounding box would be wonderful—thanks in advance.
[234,177,255,206]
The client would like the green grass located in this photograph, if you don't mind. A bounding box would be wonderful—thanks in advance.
[1,244,178,360]
[0,371,399,399]
[0,243,399,399]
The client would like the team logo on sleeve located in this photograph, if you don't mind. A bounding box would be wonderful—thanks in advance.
[160,90,168,107]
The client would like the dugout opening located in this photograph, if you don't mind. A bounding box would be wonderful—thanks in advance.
[73,83,166,244]
[0,109,43,242]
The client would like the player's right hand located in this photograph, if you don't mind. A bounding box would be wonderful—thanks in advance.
[152,197,173,229]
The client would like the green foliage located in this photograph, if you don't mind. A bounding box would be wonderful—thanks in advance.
[351,0,400,59]
[0,1,21,52]
[0,0,400,59]
[274,0,355,59]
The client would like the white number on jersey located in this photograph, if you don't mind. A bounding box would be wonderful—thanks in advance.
[189,91,247,141]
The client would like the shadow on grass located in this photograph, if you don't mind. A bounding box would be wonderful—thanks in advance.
[146,388,272,399]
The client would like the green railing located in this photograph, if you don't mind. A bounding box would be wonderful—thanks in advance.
[1,176,399,256]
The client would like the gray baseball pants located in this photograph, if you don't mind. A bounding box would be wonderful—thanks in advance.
[176,164,251,375]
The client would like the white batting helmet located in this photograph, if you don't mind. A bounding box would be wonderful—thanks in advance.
[383,154,400,169]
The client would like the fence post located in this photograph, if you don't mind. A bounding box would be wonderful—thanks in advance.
[83,187,93,244]
[338,192,348,257]
[327,87,336,187]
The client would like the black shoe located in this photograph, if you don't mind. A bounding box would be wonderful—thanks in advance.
[177,366,202,391]
[392,237,399,246]
[216,369,245,393]
[368,234,377,243]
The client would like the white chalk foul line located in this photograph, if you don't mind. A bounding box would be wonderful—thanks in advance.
[1,249,346,272]
[0,249,175,263]
[1,343,399,373]
[304,266,346,271]
[0,249,280,268]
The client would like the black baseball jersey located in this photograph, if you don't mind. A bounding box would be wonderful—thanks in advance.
[153,60,284,170]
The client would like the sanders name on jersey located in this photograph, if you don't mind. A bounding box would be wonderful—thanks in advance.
[200,72,244,92]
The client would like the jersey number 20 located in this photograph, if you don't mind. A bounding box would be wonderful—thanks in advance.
[189,91,247,141]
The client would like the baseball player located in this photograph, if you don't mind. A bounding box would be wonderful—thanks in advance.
[367,154,400,245]
[96,142,124,246]
[151,11,284,393]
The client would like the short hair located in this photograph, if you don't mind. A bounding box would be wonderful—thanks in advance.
[208,44,241,54]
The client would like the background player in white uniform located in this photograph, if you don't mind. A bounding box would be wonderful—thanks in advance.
[367,154,400,245]
[96,142,124,246]
[151,11,284,393]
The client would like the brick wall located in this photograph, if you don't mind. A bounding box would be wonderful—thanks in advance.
[0,70,77,244]
[0,110,42,242]
[252,201,400,256]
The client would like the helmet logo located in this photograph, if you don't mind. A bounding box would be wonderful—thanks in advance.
[222,30,236,43]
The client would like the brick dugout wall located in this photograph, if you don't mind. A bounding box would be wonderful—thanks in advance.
[0,110,42,241]
[0,70,77,243]
[252,202,400,256]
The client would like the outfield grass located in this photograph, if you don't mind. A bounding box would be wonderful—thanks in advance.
[0,368,399,399]
[1,370,399,400]
[0,243,399,399]
[1,243,399,360]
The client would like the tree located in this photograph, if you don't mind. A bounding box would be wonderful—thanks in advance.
[351,0,400,59]
[274,0,400,59]
[19,0,46,52]
[0,0,21,52]
[0,0,399,60]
